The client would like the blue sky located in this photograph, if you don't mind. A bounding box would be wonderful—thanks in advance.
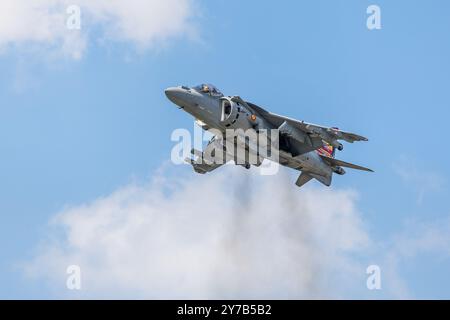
[1,0,450,299]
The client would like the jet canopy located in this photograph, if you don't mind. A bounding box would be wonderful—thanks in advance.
[193,84,223,97]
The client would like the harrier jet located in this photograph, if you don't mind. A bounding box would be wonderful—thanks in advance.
[165,84,372,188]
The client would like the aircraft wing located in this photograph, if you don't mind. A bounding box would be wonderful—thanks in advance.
[294,121,368,143]
[246,102,368,144]
[184,149,223,174]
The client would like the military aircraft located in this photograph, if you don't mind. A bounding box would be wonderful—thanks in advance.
[165,83,373,188]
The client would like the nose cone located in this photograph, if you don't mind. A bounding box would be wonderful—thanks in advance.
[164,87,177,99]
[165,87,188,107]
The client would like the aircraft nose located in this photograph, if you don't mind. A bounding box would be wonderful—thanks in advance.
[164,87,176,98]
[165,87,187,106]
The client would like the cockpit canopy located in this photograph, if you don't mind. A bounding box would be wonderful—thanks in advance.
[193,84,223,97]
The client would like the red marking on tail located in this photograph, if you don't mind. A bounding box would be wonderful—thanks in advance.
[316,143,335,158]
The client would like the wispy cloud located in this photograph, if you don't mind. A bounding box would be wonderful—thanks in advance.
[379,218,450,299]
[22,163,450,299]
[393,156,445,204]
[25,166,371,299]
[0,0,199,59]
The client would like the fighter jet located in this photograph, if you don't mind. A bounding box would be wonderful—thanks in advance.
[165,83,373,188]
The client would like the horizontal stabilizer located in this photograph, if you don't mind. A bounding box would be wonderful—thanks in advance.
[295,172,313,188]
[295,171,332,187]
[319,155,373,172]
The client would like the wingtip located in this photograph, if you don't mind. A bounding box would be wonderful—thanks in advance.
[358,135,369,142]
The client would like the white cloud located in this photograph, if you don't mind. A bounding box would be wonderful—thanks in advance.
[23,163,450,299]
[82,0,197,48]
[0,0,198,59]
[25,166,371,299]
